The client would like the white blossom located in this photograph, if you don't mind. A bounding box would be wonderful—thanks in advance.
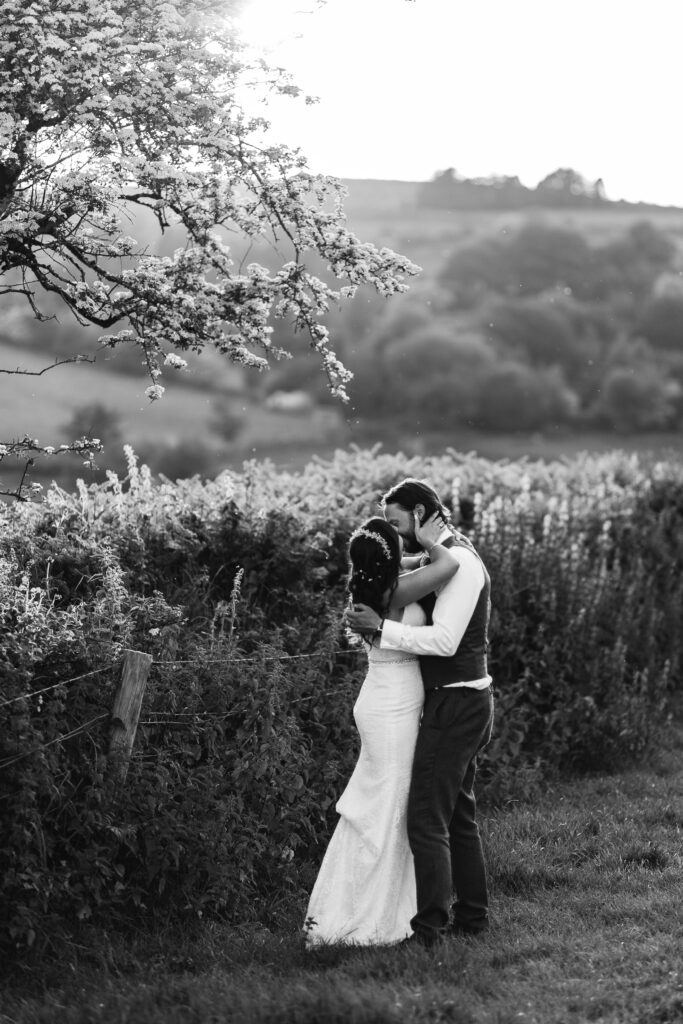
[164,353,188,369]
[0,0,419,410]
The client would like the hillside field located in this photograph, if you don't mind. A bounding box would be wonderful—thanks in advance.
[4,180,683,493]
[339,179,683,273]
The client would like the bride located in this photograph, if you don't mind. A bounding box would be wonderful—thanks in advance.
[304,512,460,946]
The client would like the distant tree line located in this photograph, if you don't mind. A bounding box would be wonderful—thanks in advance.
[417,167,649,211]
[269,218,683,435]
[7,214,683,483]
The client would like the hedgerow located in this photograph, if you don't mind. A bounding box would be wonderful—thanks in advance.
[1,445,682,957]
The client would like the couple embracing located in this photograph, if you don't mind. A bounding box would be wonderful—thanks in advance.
[304,478,494,949]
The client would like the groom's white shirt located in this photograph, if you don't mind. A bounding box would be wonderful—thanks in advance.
[380,529,491,689]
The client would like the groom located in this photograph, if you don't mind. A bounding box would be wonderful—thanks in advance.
[347,478,494,947]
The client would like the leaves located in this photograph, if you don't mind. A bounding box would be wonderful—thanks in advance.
[0,0,419,399]
[2,446,682,955]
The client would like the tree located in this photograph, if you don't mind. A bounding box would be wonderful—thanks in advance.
[440,223,595,304]
[350,325,497,427]
[596,222,676,302]
[62,401,123,447]
[486,298,578,372]
[594,366,682,432]
[535,167,602,204]
[474,361,578,432]
[0,0,419,497]
[636,294,683,351]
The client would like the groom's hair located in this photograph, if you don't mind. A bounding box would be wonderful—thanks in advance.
[381,478,452,525]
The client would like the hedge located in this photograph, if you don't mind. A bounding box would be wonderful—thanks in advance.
[1,445,682,955]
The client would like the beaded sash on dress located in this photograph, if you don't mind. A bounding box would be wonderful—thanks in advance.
[366,602,424,665]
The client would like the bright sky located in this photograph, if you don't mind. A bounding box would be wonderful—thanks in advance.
[238,0,683,207]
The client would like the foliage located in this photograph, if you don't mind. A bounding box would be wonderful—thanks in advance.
[210,399,245,444]
[440,223,594,303]
[440,220,676,307]
[594,365,682,432]
[637,294,683,351]
[485,298,579,370]
[1,445,683,956]
[140,437,226,482]
[474,361,578,431]
[248,217,683,441]
[418,165,608,210]
[347,324,497,426]
[4,739,683,1020]
[0,0,419,495]
[347,326,579,432]
[62,402,123,448]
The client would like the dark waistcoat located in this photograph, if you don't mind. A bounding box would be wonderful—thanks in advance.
[417,534,491,691]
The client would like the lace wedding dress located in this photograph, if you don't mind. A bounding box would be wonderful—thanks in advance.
[304,602,425,946]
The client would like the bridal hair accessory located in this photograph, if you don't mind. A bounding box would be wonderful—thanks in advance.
[350,527,393,561]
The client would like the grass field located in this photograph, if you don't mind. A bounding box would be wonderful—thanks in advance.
[3,704,682,1024]
[0,341,238,450]
[226,422,683,474]
[4,174,683,492]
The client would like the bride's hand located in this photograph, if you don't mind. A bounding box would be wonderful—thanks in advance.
[414,510,445,552]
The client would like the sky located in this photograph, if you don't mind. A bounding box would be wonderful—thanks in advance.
[238,0,683,207]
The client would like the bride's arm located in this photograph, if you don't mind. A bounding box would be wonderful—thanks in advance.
[346,512,458,634]
[391,510,459,609]
[389,544,459,612]
[400,554,424,571]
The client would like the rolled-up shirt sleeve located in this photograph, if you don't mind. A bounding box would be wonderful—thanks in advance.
[381,547,484,656]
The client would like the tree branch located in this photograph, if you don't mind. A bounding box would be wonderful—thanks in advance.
[0,354,95,376]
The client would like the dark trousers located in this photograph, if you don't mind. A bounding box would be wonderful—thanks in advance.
[407,685,494,943]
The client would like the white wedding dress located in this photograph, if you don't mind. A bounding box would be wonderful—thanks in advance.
[304,602,426,946]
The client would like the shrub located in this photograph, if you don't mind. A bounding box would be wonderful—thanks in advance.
[474,362,578,431]
[597,222,676,301]
[440,220,677,308]
[351,326,496,427]
[1,446,682,957]
[440,223,594,302]
[137,439,225,482]
[637,294,683,351]
[594,366,682,431]
[369,296,437,353]
[210,401,245,443]
[62,402,124,448]
[486,299,578,371]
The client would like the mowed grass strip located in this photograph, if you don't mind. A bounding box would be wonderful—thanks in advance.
[4,716,683,1024]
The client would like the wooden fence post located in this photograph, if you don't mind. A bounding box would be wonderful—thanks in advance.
[107,649,153,787]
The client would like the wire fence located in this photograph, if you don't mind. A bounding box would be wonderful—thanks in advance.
[0,713,109,771]
[0,667,109,711]
[1,647,361,711]
[152,650,361,666]
[0,645,365,770]
[138,689,342,727]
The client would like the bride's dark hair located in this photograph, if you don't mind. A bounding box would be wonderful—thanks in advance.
[348,517,401,617]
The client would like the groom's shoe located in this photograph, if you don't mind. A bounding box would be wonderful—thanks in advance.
[448,920,489,939]
[400,930,443,949]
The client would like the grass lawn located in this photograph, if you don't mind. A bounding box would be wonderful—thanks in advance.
[3,707,682,1024]
[0,341,234,450]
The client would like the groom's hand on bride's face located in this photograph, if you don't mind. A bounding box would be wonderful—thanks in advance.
[345,603,381,633]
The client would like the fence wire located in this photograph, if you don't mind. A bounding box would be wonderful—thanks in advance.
[1,645,365,767]
[0,713,109,771]
[0,667,108,711]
